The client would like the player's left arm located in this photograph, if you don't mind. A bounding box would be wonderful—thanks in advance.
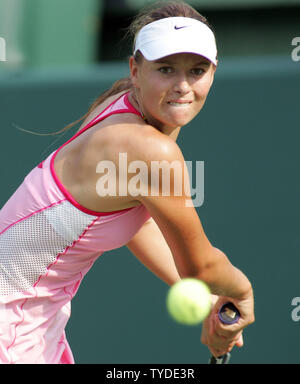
[127,219,244,356]
[126,217,181,286]
[127,220,241,354]
[127,218,224,294]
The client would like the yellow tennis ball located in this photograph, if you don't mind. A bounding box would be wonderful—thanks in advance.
[166,278,211,325]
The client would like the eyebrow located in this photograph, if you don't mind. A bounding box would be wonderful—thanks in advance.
[153,59,211,66]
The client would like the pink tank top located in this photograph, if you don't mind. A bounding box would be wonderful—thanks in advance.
[0,92,151,364]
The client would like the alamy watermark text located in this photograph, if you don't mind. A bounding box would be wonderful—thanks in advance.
[0,37,6,62]
[95,153,204,207]
[291,37,300,62]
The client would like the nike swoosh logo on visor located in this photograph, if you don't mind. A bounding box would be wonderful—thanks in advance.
[174,26,188,30]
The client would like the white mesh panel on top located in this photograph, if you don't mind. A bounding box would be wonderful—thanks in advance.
[0,201,96,295]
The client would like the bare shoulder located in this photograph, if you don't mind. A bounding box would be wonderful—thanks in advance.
[93,115,184,166]
[78,91,183,164]
[119,121,184,165]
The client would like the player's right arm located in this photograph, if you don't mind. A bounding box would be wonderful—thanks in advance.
[126,129,254,337]
[131,133,251,298]
[120,125,253,356]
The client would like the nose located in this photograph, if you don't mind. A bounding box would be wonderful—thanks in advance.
[173,73,191,95]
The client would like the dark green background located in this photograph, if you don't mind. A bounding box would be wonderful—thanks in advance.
[1,0,300,364]
[1,55,299,363]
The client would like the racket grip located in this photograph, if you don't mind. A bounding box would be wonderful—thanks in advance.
[209,352,231,364]
[209,302,240,364]
[218,302,240,325]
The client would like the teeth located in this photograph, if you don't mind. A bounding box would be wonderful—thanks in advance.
[168,102,190,106]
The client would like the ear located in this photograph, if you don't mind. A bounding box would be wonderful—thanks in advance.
[129,56,140,89]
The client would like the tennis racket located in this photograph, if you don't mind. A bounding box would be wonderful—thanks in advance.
[208,302,240,364]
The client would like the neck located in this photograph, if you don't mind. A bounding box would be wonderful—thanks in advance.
[128,91,182,141]
[164,125,182,141]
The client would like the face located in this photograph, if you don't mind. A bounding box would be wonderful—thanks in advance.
[130,52,216,132]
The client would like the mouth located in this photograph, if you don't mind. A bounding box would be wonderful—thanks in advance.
[167,101,192,107]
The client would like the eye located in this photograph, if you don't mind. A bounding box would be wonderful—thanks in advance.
[190,68,205,76]
[158,66,173,74]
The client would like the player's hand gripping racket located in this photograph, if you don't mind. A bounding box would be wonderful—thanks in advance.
[209,302,240,364]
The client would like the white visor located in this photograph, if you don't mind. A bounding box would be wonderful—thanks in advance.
[134,17,217,65]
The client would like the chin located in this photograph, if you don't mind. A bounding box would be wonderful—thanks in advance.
[170,116,193,127]
[170,110,196,124]
[154,111,194,130]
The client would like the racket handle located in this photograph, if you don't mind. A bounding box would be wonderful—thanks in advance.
[209,302,240,364]
[209,352,231,364]
[218,302,240,325]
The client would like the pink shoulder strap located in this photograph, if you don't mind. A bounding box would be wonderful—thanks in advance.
[48,92,142,216]
[62,91,141,146]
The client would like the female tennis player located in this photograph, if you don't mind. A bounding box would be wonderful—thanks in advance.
[0,1,254,363]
